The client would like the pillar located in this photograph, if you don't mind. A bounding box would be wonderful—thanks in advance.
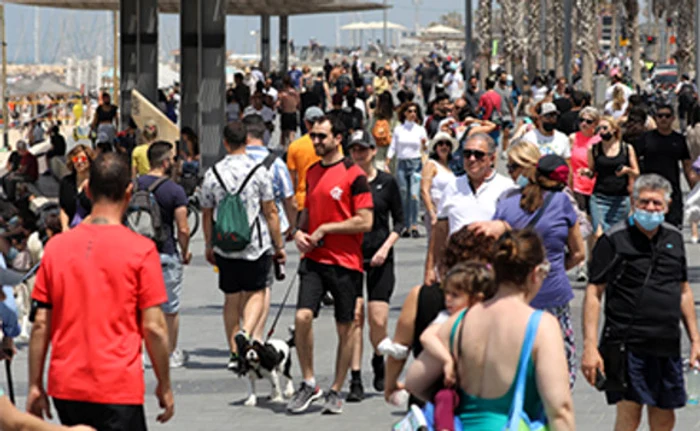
[120,0,138,126]
[180,0,199,136]
[279,15,289,73]
[137,0,158,102]
[261,15,271,73]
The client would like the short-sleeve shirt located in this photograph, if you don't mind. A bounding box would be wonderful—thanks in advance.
[246,146,295,232]
[131,144,151,176]
[200,154,275,260]
[522,129,572,159]
[588,220,686,357]
[493,191,578,309]
[287,134,321,210]
[478,90,502,121]
[242,106,276,144]
[437,173,514,235]
[31,224,167,404]
[304,158,374,273]
[136,175,188,256]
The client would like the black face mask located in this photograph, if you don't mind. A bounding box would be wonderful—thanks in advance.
[600,132,614,141]
[542,122,556,132]
[499,80,507,85]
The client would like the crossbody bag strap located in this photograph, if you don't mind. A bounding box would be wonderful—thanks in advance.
[508,310,544,431]
[526,192,556,229]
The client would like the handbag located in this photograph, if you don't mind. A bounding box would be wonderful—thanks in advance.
[504,310,549,431]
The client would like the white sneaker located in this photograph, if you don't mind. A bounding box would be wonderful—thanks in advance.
[692,237,699,244]
[170,349,186,368]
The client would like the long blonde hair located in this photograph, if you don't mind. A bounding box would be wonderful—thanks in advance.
[612,86,625,111]
[508,141,541,178]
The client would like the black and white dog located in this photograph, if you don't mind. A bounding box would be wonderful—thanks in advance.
[241,328,295,407]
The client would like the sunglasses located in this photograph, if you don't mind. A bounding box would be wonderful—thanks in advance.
[309,132,329,141]
[72,155,88,164]
[406,109,417,114]
[656,113,673,119]
[506,162,520,173]
[463,149,487,160]
[436,141,452,147]
[595,126,610,133]
[580,118,595,124]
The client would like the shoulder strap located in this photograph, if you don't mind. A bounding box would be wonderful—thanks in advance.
[508,310,544,431]
[236,163,264,196]
[147,177,169,193]
[592,142,600,159]
[211,165,229,193]
[262,152,277,169]
[449,309,468,357]
[526,192,556,229]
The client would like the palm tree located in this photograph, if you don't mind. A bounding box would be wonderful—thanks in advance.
[476,0,493,80]
[527,0,542,78]
[622,0,641,85]
[674,1,695,74]
[577,0,597,92]
[498,0,517,73]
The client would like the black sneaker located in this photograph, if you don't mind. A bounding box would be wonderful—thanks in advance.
[346,379,364,403]
[400,229,411,238]
[234,333,250,374]
[287,382,323,414]
[410,228,421,238]
[372,354,385,392]
[321,389,343,414]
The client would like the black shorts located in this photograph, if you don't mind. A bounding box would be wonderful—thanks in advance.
[281,112,298,131]
[53,398,146,431]
[215,253,272,294]
[362,256,395,303]
[297,258,362,323]
[573,192,591,214]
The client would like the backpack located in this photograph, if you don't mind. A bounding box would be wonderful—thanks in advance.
[679,83,695,109]
[125,177,169,250]
[372,119,392,147]
[211,162,265,253]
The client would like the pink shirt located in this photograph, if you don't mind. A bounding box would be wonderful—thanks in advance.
[571,132,599,195]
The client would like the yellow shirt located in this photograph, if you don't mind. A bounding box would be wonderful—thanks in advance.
[132,144,151,176]
[287,134,343,210]
[373,76,390,95]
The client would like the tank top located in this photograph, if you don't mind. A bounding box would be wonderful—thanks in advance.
[570,132,598,195]
[412,283,445,357]
[428,159,454,210]
[592,141,630,196]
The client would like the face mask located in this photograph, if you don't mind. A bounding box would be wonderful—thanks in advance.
[7,247,18,262]
[633,209,665,231]
[499,80,507,85]
[600,132,613,141]
[516,174,529,188]
[542,122,556,132]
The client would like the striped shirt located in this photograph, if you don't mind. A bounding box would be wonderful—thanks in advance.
[246,145,295,233]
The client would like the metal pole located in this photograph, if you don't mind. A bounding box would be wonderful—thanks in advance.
[540,0,546,72]
[383,0,388,54]
[113,10,120,110]
[464,0,472,78]
[563,0,572,82]
[1,2,7,149]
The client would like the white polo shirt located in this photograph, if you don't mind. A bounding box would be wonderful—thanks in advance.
[437,172,515,235]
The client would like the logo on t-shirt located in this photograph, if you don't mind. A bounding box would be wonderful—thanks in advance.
[330,186,343,201]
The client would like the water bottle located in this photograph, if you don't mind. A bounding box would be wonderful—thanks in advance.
[687,361,700,406]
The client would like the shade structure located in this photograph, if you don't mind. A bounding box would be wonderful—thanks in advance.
[7,75,79,96]
[341,21,408,31]
[423,24,462,35]
[5,0,386,15]
[340,22,372,31]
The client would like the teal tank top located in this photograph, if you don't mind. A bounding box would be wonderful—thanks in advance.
[449,309,544,429]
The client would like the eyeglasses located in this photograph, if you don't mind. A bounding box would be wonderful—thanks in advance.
[72,155,88,164]
[637,198,665,208]
[463,149,487,160]
[537,260,551,277]
[406,109,417,114]
[580,118,595,124]
[656,113,673,119]
[309,132,328,141]
[595,126,610,133]
[506,162,520,173]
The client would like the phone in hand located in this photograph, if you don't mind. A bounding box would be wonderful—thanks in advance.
[595,368,607,391]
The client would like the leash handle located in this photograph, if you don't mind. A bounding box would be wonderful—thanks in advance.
[4,355,14,405]
[266,271,298,342]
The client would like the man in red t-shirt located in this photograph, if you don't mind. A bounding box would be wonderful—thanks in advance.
[287,117,373,415]
[477,76,502,123]
[26,153,174,430]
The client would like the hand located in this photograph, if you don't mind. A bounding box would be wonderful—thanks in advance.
[205,247,216,266]
[308,225,326,247]
[68,427,96,431]
[0,337,15,361]
[294,230,314,254]
[424,267,437,286]
[26,385,52,419]
[689,342,700,369]
[155,383,175,423]
[580,345,604,387]
[371,248,389,267]
[469,220,507,238]
[274,248,287,266]
[615,166,629,177]
[181,251,192,265]
[285,229,295,242]
[443,360,457,388]
[430,212,438,226]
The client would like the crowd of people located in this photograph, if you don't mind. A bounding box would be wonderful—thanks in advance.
[0,49,698,431]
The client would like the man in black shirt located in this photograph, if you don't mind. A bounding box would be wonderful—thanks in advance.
[634,104,698,227]
[556,90,585,135]
[233,73,251,109]
[418,57,438,103]
[582,174,700,430]
[346,130,404,402]
[464,75,482,113]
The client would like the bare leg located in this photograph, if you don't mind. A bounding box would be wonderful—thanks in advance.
[647,406,675,431]
[367,301,389,354]
[165,313,179,354]
[614,400,643,431]
[404,350,447,402]
[692,221,698,240]
[330,321,355,392]
[223,293,243,352]
[295,308,315,380]
[350,298,365,371]
[241,289,266,336]
[253,287,271,340]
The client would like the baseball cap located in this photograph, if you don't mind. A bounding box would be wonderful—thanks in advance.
[537,154,569,185]
[539,102,560,116]
[348,130,374,149]
[304,106,324,122]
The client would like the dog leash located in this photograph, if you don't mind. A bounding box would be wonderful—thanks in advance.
[265,270,298,342]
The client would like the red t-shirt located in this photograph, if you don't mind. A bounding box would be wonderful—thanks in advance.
[304,158,373,272]
[32,224,167,405]
[478,90,502,121]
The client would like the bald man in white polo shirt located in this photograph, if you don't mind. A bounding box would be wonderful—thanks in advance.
[424,133,514,284]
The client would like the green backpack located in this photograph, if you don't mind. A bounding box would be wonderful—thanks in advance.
[211,163,264,252]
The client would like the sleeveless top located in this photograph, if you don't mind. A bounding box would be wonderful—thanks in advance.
[570,132,598,195]
[412,283,445,357]
[450,309,544,429]
[428,159,455,210]
[592,142,629,197]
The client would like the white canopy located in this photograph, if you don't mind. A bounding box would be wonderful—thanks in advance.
[341,21,408,31]
[423,25,462,35]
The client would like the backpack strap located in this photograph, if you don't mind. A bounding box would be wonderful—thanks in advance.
[236,163,264,195]
[147,177,169,193]
[262,152,277,170]
[211,165,229,193]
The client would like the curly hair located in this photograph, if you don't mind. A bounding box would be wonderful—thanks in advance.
[65,144,96,173]
[440,226,496,274]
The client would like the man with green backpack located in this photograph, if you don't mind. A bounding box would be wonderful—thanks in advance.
[200,121,286,373]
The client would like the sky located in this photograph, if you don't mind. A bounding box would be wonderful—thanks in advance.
[4,0,653,65]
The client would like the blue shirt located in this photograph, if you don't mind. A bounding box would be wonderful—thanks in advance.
[0,256,19,338]
[493,190,577,308]
[246,146,295,232]
[288,69,303,89]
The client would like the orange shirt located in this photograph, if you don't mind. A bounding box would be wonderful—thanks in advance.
[287,134,345,210]
[32,224,167,405]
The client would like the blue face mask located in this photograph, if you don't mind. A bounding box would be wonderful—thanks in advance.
[516,175,529,188]
[633,209,665,231]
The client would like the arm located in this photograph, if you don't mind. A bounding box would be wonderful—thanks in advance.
[309,207,372,245]
[261,200,285,259]
[581,282,606,386]
[142,305,174,423]
[420,162,437,223]
[419,322,455,376]
[683,159,699,189]
[59,209,70,232]
[386,129,398,168]
[202,207,215,266]
[564,221,586,270]
[26,308,52,419]
[2,395,95,431]
[680,281,700,366]
[289,170,299,196]
[467,120,497,136]
[534,313,576,431]
[173,206,191,264]
[283,196,297,235]
[425,219,447,285]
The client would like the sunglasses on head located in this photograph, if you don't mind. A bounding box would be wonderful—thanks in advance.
[463,149,487,160]
[506,162,520,173]
[309,132,329,141]
[580,118,595,124]
[656,113,673,119]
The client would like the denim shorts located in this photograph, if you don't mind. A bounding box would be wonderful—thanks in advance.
[160,253,184,314]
